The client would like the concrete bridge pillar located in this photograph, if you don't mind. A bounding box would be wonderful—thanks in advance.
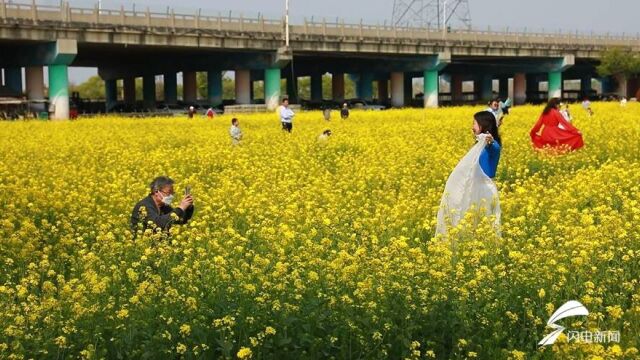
[358,72,373,101]
[164,72,177,104]
[123,77,136,105]
[286,73,298,103]
[105,79,117,112]
[377,79,388,102]
[48,65,70,119]
[265,68,281,111]
[526,74,540,102]
[498,76,509,99]
[548,71,562,99]
[390,72,404,107]
[143,74,156,109]
[580,76,592,98]
[479,74,494,102]
[423,70,438,108]
[311,72,323,102]
[332,73,345,102]
[513,73,526,105]
[600,77,614,95]
[5,67,23,94]
[183,71,198,103]
[234,69,251,104]
[404,75,413,104]
[25,66,45,108]
[208,70,223,107]
[451,74,463,104]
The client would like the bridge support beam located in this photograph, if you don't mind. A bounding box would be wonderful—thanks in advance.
[265,67,281,111]
[358,72,373,101]
[600,77,614,95]
[548,71,562,99]
[377,79,388,102]
[513,73,526,105]
[5,67,23,94]
[105,79,117,112]
[164,72,177,104]
[235,69,251,104]
[25,66,45,111]
[580,76,592,98]
[479,74,493,102]
[332,73,344,102]
[286,74,298,103]
[183,71,197,103]
[421,51,450,108]
[548,55,575,100]
[498,76,509,99]
[48,65,70,120]
[424,70,439,108]
[123,77,136,105]
[311,72,323,102]
[451,74,463,104]
[208,70,223,107]
[390,72,404,107]
[404,75,413,104]
[143,74,156,109]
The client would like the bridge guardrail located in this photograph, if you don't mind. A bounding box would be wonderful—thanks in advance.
[1,0,639,49]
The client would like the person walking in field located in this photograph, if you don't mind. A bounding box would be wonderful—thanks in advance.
[230,118,243,145]
[340,103,350,119]
[436,111,502,236]
[530,98,584,151]
[280,98,295,133]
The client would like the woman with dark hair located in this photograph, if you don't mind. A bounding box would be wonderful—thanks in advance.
[436,110,502,236]
[530,98,584,151]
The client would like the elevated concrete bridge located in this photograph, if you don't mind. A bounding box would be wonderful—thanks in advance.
[1,0,638,118]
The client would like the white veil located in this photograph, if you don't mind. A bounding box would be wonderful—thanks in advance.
[436,133,501,236]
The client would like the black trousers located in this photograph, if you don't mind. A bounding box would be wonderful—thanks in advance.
[282,122,293,132]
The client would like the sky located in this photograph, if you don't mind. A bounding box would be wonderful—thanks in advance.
[59,0,640,83]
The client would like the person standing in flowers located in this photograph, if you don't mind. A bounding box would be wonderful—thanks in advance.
[436,111,502,236]
[230,118,243,145]
[530,98,584,151]
[279,98,295,133]
[131,176,194,235]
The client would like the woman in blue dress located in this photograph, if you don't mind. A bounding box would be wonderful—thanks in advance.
[436,111,502,236]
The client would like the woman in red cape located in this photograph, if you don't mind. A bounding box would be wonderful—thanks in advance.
[530,98,584,151]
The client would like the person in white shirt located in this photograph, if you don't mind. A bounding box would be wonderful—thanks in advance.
[621,97,628,107]
[581,97,593,116]
[229,118,242,145]
[279,98,295,132]
[485,98,511,127]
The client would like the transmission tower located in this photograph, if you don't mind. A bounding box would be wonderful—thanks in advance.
[392,0,471,30]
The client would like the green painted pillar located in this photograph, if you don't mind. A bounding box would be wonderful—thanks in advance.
[5,67,22,94]
[265,68,281,111]
[424,70,439,108]
[360,72,373,101]
[498,76,509,99]
[163,72,177,104]
[548,71,562,99]
[208,70,223,106]
[48,65,70,120]
[311,72,323,101]
[105,79,117,112]
[143,74,156,109]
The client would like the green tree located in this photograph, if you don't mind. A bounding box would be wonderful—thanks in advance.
[70,75,105,99]
[597,48,640,78]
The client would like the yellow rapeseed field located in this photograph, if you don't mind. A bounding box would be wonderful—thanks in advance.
[0,103,639,359]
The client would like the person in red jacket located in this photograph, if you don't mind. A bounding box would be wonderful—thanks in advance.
[530,98,584,151]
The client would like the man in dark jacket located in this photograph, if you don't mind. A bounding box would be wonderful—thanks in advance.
[131,176,194,235]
